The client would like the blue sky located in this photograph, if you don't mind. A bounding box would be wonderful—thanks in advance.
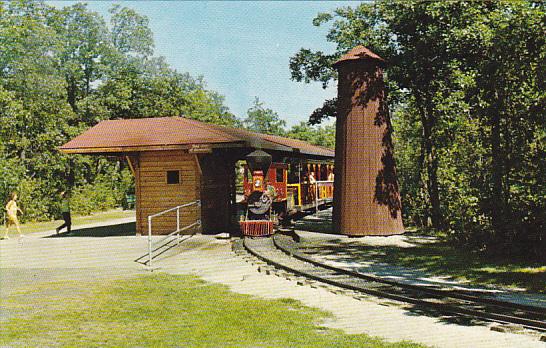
[50,1,356,126]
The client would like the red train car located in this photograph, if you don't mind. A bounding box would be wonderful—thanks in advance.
[242,161,334,216]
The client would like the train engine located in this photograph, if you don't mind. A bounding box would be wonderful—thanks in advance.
[239,150,275,237]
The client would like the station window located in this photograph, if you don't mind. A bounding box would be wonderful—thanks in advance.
[166,170,180,184]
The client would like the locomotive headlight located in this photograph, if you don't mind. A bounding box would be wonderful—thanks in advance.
[254,179,261,187]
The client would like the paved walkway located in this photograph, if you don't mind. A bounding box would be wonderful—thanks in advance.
[1,221,544,347]
[0,218,145,295]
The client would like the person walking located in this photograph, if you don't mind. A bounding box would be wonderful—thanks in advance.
[56,191,71,234]
[3,192,23,239]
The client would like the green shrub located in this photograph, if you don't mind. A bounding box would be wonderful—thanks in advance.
[0,156,134,222]
[70,180,119,215]
[16,177,55,222]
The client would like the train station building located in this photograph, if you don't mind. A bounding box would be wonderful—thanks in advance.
[60,117,334,235]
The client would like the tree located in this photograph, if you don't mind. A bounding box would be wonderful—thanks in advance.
[290,2,491,230]
[0,1,73,165]
[243,97,286,136]
[0,0,241,221]
[51,3,111,114]
[290,1,545,258]
[109,4,154,57]
[286,121,335,149]
[461,2,546,255]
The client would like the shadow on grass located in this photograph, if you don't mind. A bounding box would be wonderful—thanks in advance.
[45,222,136,238]
[294,208,545,293]
[299,239,546,293]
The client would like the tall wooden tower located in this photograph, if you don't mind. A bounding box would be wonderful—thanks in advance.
[332,46,404,236]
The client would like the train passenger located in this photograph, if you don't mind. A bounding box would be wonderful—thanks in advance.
[309,171,316,185]
[309,171,317,202]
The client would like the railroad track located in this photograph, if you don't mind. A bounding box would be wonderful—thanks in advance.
[235,234,546,333]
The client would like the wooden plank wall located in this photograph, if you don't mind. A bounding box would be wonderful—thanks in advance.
[136,150,200,235]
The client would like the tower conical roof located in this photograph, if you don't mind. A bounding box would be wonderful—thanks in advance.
[333,45,385,68]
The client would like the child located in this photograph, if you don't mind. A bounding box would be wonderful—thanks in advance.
[3,192,23,239]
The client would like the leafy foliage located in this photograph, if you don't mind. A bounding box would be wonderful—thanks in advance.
[0,0,239,221]
[70,178,119,216]
[286,121,335,149]
[243,97,336,147]
[243,97,287,136]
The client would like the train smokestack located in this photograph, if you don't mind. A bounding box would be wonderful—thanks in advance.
[332,46,404,236]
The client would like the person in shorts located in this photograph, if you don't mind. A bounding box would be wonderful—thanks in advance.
[3,192,23,239]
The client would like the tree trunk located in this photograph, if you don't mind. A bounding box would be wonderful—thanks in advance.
[490,107,504,241]
[427,146,442,230]
[417,94,443,230]
[416,105,430,227]
[423,117,442,230]
[84,64,92,96]
[67,76,77,113]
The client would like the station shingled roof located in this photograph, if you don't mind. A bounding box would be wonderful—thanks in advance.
[59,117,334,159]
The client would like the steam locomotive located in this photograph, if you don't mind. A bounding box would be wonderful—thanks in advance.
[239,150,334,237]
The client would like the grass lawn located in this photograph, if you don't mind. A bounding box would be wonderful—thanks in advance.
[296,213,545,293]
[376,238,546,293]
[2,209,135,237]
[0,274,424,347]
[303,236,545,293]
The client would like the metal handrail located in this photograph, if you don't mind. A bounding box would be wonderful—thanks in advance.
[286,184,301,207]
[147,200,201,268]
[314,180,334,215]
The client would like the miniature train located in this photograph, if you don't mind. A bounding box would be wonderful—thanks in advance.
[239,150,334,236]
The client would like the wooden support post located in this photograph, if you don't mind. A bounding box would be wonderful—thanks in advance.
[125,156,136,176]
[194,155,202,175]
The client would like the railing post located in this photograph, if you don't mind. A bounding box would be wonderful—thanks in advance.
[177,206,181,244]
[315,183,319,216]
[148,216,152,269]
[177,207,180,233]
[145,200,201,268]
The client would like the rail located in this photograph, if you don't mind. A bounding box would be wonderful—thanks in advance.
[240,236,546,332]
[147,200,201,268]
